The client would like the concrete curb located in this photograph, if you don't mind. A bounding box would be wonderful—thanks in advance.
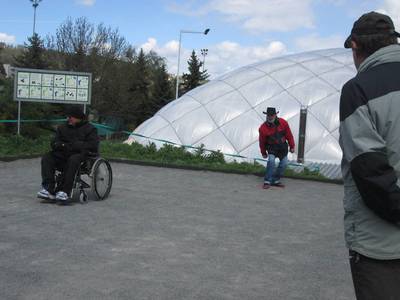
[107,158,343,185]
[0,155,342,185]
[108,157,263,176]
[0,154,42,162]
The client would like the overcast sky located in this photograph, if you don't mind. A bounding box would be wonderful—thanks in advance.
[1,0,399,78]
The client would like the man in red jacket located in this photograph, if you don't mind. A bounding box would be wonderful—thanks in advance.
[259,107,295,189]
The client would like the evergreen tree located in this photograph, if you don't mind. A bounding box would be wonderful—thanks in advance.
[14,34,47,69]
[0,45,6,77]
[0,78,17,134]
[181,50,209,95]
[152,62,173,111]
[129,49,151,126]
[13,33,54,137]
[0,44,6,95]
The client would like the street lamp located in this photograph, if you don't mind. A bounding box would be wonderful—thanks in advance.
[200,48,208,72]
[30,0,42,35]
[175,28,210,99]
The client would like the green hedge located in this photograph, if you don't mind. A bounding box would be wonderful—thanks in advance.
[0,134,52,156]
[101,141,267,174]
[0,135,331,182]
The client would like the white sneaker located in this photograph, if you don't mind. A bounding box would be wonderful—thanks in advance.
[56,191,69,202]
[37,188,56,200]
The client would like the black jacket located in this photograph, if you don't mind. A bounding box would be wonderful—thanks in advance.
[51,121,99,159]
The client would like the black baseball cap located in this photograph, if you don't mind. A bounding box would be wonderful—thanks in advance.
[344,11,400,48]
[262,107,278,116]
[66,105,86,119]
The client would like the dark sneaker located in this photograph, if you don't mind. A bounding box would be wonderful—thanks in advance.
[263,183,271,189]
[273,181,285,188]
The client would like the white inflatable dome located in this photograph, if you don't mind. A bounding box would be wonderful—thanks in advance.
[127,48,356,164]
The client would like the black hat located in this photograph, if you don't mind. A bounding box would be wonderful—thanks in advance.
[344,11,400,48]
[66,105,86,119]
[263,107,278,116]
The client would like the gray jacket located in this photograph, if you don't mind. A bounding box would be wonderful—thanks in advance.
[339,44,400,259]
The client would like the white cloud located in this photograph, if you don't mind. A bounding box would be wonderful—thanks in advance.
[75,0,96,6]
[294,34,344,51]
[163,40,180,55]
[378,0,400,31]
[317,0,346,5]
[209,40,287,75]
[141,38,158,53]
[0,32,16,44]
[167,0,210,16]
[140,38,179,56]
[140,37,287,78]
[168,0,314,33]
[212,0,314,32]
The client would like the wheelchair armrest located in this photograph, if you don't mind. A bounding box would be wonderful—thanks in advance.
[87,152,99,159]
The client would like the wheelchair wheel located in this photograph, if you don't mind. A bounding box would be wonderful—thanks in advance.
[91,158,112,200]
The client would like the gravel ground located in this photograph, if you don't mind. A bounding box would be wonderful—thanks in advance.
[0,158,354,300]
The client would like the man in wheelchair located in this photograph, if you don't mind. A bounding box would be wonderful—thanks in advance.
[37,105,99,203]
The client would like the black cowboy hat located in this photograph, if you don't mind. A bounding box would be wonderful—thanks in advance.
[262,107,279,116]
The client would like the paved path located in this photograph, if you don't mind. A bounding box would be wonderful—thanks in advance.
[0,159,354,300]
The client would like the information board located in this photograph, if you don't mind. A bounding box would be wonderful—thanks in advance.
[14,68,92,104]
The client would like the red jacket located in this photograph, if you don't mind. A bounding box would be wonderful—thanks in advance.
[258,118,295,157]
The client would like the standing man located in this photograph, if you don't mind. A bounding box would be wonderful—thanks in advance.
[259,107,295,189]
[339,11,400,299]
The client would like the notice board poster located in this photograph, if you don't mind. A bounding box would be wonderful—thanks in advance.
[14,68,92,105]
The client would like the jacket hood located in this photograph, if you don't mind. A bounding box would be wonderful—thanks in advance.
[358,44,400,73]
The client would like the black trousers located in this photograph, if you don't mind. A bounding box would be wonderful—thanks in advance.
[349,250,400,300]
[41,152,84,195]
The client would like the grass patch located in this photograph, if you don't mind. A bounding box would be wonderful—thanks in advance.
[0,134,51,157]
[0,135,333,182]
[101,141,331,181]
[284,165,331,182]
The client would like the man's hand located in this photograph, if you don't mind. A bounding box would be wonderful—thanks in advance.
[262,152,268,159]
[52,141,71,152]
[290,148,295,153]
[51,141,64,150]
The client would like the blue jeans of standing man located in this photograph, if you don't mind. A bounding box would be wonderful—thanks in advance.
[264,154,288,184]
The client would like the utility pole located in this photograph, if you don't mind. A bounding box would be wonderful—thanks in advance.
[30,0,42,35]
[200,48,208,72]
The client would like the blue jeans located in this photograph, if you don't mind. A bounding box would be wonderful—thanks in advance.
[264,154,288,184]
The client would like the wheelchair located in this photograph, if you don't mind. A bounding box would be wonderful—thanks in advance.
[55,154,113,203]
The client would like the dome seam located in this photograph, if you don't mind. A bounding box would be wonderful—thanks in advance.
[184,94,240,153]
[154,114,185,145]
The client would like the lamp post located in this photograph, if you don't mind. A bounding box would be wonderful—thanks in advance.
[175,28,210,99]
[18,0,41,135]
[200,48,208,72]
[30,0,42,35]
